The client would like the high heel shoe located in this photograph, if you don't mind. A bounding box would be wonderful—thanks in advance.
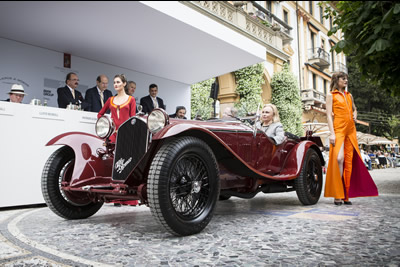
[334,199,343,205]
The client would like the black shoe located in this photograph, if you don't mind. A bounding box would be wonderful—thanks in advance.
[334,200,343,205]
[343,201,352,205]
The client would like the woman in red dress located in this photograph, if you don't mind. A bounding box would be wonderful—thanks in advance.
[98,74,136,143]
[98,74,137,207]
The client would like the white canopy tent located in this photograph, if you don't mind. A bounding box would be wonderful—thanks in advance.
[302,123,397,147]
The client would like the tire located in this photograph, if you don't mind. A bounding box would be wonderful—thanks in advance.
[41,146,103,219]
[295,149,323,205]
[148,137,220,236]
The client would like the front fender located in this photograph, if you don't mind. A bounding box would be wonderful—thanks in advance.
[46,132,113,184]
[151,123,210,140]
[279,141,324,178]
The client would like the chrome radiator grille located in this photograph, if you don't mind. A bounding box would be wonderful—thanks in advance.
[112,117,148,180]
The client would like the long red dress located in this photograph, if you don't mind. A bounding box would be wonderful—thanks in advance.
[97,96,136,143]
[97,95,138,206]
[324,90,378,199]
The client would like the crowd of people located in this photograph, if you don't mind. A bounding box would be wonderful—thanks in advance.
[2,72,188,130]
[361,149,398,170]
[55,72,168,114]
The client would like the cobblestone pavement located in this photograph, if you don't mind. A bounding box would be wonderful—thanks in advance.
[1,168,399,266]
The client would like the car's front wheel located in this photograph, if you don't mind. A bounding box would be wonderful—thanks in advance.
[41,146,103,219]
[148,137,220,236]
[295,149,323,205]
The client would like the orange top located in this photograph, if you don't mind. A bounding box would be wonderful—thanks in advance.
[332,90,354,135]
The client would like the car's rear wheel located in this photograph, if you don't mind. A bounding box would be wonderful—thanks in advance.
[41,146,103,219]
[295,149,323,205]
[148,137,220,236]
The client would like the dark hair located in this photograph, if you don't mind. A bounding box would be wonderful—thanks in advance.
[149,83,158,90]
[114,74,127,84]
[96,74,108,83]
[65,72,77,83]
[330,72,348,91]
[128,81,136,85]
[114,74,128,91]
[175,106,186,114]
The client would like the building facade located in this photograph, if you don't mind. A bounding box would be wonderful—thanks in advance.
[186,1,347,132]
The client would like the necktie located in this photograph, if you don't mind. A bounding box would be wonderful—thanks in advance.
[152,97,158,108]
[71,89,75,99]
[100,91,104,107]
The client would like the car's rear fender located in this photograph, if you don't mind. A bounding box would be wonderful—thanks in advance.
[279,141,324,178]
[46,132,113,185]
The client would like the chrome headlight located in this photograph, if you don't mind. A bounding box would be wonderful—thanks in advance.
[147,108,168,134]
[95,116,115,139]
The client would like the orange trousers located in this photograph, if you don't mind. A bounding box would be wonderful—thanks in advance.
[325,131,360,199]
[342,135,354,200]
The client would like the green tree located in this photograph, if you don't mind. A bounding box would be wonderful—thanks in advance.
[348,57,400,140]
[325,1,400,96]
[190,78,214,120]
[270,64,303,136]
[387,115,400,140]
[234,63,264,116]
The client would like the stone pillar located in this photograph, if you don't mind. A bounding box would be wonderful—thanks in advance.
[261,70,272,104]
[274,58,284,73]
[217,73,239,117]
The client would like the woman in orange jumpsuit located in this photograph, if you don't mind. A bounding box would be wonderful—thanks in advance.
[325,72,378,205]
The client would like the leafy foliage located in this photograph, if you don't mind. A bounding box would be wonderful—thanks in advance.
[324,1,400,96]
[270,64,303,136]
[190,78,215,120]
[234,63,264,116]
[348,58,400,140]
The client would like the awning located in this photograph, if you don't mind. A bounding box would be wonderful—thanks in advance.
[0,1,266,85]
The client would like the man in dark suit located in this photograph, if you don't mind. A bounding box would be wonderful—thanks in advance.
[139,83,165,114]
[57,72,85,108]
[84,74,112,112]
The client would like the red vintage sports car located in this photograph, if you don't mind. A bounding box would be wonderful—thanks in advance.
[42,108,324,236]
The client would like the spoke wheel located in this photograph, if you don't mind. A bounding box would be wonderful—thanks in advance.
[41,146,103,219]
[170,155,210,219]
[148,137,220,236]
[295,149,323,205]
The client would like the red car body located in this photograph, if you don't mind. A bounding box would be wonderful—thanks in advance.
[42,109,324,236]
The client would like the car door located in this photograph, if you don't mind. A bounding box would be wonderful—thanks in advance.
[255,130,286,174]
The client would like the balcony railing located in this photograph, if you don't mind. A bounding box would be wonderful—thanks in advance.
[308,48,330,69]
[301,88,326,110]
[247,1,293,45]
[334,62,348,74]
[185,1,288,52]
